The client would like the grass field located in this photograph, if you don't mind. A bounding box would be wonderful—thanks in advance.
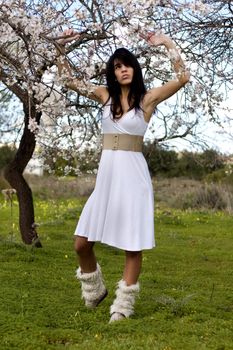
[0,196,232,350]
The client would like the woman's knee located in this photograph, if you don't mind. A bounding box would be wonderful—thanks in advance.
[74,236,94,255]
[125,250,142,258]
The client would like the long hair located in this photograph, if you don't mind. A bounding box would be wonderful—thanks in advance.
[105,48,146,120]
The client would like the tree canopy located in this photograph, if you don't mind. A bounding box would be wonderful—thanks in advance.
[0,0,232,152]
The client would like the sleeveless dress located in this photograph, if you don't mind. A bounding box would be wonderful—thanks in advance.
[74,101,155,251]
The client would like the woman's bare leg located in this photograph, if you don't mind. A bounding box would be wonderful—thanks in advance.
[123,251,142,285]
[109,250,142,322]
[74,236,96,272]
[74,236,107,308]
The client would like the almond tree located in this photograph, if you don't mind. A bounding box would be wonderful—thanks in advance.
[0,0,232,245]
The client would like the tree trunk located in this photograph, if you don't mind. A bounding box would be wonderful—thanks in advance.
[4,104,42,247]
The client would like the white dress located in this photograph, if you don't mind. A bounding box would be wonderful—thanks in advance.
[74,101,155,251]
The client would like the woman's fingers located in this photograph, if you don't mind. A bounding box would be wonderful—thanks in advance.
[139,30,161,43]
[139,29,153,40]
[139,28,166,45]
[62,29,80,41]
[56,29,80,45]
[65,28,78,37]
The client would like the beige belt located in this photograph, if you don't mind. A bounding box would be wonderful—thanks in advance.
[102,133,143,152]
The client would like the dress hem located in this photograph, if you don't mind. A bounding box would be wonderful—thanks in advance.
[74,233,156,251]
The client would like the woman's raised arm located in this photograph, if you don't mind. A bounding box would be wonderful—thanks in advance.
[55,29,108,104]
[141,31,190,113]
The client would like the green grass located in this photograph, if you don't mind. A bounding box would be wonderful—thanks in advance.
[0,196,233,350]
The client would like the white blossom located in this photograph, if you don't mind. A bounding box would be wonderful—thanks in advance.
[28,118,39,133]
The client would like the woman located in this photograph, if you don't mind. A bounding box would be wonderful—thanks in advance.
[56,29,190,322]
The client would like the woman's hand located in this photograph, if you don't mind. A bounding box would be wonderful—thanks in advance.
[140,31,172,47]
[56,28,80,46]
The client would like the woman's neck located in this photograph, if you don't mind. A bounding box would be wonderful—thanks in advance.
[120,85,130,101]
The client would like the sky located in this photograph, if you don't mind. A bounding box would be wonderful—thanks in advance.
[144,86,233,155]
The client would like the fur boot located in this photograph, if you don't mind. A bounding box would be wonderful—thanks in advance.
[109,280,140,323]
[76,263,108,308]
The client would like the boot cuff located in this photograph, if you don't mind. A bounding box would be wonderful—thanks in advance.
[76,263,101,281]
[117,279,140,293]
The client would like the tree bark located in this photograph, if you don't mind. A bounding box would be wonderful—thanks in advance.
[4,102,42,247]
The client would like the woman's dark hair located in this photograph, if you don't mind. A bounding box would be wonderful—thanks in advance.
[106,48,146,120]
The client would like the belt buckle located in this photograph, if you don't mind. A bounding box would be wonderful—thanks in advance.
[113,134,119,150]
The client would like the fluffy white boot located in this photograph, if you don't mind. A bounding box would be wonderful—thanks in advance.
[76,263,108,308]
[109,280,140,323]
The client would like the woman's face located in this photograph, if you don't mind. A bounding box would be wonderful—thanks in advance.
[114,59,134,86]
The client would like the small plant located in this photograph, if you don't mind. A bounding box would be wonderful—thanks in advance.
[155,294,196,317]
